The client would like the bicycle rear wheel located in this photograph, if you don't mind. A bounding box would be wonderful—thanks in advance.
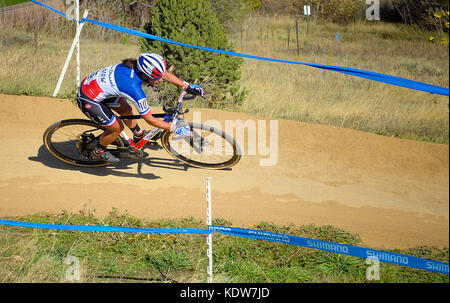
[161,122,241,169]
[43,119,125,167]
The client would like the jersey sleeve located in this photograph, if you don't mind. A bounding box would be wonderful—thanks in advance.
[120,86,151,116]
[134,97,151,116]
[114,66,151,116]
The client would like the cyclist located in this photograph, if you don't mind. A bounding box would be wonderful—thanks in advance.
[76,52,204,163]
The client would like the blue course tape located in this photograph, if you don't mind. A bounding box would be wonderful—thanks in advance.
[0,219,211,235]
[209,226,450,275]
[1,219,448,275]
[29,0,449,96]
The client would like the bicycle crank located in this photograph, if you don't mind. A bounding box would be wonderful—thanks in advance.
[115,147,144,160]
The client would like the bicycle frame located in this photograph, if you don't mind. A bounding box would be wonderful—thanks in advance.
[43,91,241,169]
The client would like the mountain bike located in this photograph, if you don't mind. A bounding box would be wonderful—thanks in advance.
[43,92,242,169]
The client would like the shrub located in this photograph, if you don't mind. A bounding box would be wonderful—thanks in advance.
[139,0,246,108]
[392,0,449,28]
[208,0,260,33]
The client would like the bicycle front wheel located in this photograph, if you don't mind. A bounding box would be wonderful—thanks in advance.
[43,119,125,167]
[161,122,241,169]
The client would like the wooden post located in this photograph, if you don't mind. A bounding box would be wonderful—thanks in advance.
[240,26,243,51]
[287,27,290,49]
[260,24,263,45]
[295,19,299,56]
[33,18,39,53]
[206,177,213,283]
[304,5,311,34]
[306,15,310,34]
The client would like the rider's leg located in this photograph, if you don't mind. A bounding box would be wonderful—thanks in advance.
[112,99,144,141]
[89,118,122,163]
[76,93,121,162]
[113,99,138,130]
[98,118,125,149]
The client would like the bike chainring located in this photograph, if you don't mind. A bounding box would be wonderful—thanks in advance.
[119,148,144,160]
[76,133,97,159]
[76,132,145,160]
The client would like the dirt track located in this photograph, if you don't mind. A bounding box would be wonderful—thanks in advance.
[0,94,448,249]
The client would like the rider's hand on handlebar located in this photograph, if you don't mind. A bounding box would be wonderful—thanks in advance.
[175,126,192,136]
[183,81,204,97]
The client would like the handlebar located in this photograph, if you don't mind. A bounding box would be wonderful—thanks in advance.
[162,91,204,119]
[179,91,195,102]
[178,91,205,102]
[176,91,204,108]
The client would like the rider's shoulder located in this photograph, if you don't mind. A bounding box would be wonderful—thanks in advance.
[115,63,132,73]
[115,64,140,82]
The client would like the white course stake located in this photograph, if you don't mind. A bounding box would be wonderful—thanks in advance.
[53,9,89,97]
[75,0,81,88]
[206,177,213,283]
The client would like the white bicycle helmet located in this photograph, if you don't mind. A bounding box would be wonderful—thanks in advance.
[136,52,166,79]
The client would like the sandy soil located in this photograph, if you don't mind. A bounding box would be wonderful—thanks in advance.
[0,93,448,249]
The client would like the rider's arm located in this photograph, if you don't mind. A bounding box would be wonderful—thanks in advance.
[162,72,186,89]
[163,72,204,96]
[123,82,174,131]
[142,112,172,131]
[141,73,200,131]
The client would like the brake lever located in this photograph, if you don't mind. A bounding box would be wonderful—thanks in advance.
[182,93,206,101]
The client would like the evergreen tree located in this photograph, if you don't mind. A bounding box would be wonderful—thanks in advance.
[140,0,245,107]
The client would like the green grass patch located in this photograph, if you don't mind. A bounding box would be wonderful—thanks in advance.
[2,0,28,7]
[0,211,447,283]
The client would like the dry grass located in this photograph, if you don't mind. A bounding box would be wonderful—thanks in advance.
[231,16,449,143]
[0,0,72,34]
[0,13,448,143]
[0,231,64,282]
[0,27,141,97]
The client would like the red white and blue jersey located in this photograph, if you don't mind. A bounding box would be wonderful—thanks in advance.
[80,63,151,116]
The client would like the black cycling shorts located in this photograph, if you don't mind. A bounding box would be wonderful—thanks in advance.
[76,88,121,128]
